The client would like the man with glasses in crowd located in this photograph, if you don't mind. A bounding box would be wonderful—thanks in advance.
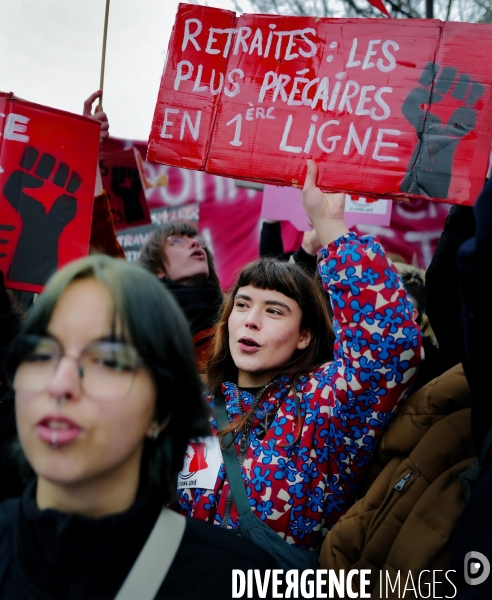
[138,224,223,373]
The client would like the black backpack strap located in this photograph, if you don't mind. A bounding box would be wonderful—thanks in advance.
[459,423,492,500]
[214,390,254,517]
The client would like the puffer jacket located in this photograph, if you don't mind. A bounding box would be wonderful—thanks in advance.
[320,363,473,597]
[178,232,423,551]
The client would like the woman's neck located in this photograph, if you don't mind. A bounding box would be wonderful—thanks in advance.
[237,370,272,388]
[36,456,142,518]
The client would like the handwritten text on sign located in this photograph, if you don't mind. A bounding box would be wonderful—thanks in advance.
[148,4,492,206]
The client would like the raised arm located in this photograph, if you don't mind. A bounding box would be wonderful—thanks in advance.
[83,90,109,196]
[259,220,284,257]
[301,159,349,246]
[301,161,423,522]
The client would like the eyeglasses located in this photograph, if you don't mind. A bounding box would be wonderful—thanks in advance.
[166,235,207,249]
[10,335,144,401]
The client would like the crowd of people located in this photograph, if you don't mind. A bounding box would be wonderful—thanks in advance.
[0,86,490,600]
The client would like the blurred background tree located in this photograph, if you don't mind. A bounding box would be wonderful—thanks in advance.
[231,0,492,23]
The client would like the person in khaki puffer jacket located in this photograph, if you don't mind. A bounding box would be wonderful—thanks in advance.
[320,363,474,598]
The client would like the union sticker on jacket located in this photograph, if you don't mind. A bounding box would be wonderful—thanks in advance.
[178,436,222,489]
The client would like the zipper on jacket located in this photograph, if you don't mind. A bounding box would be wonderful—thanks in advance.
[220,383,271,529]
[393,472,412,492]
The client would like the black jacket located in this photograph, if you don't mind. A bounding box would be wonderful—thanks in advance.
[0,480,277,599]
[161,279,223,338]
[259,222,318,276]
[425,203,475,368]
[0,394,24,501]
[447,177,492,598]
[0,271,24,501]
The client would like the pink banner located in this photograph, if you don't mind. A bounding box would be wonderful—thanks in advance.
[262,184,393,231]
[103,137,450,288]
[261,185,312,232]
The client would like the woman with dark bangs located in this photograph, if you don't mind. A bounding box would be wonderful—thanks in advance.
[177,161,424,559]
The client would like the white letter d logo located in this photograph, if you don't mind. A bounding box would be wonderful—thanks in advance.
[464,551,490,586]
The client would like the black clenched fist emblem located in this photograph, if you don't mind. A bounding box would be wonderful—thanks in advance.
[3,146,81,286]
[401,62,485,199]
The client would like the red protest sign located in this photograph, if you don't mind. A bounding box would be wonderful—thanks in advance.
[148,4,492,206]
[99,148,152,230]
[0,92,100,293]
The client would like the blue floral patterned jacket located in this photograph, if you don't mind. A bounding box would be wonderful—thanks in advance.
[178,232,423,551]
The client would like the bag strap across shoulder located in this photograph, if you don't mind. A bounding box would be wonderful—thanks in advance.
[114,508,186,600]
[215,390,252,516]
[215,390,321,571]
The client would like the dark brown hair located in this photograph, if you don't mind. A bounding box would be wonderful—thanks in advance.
[5,255,211,505]
[393,262,425,326]
[138,223,220,287]
[207,258,334,444]
[393,261,436,342]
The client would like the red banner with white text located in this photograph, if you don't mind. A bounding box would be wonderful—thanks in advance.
[148,4,492,207]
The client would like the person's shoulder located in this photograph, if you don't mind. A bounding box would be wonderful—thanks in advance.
[160,518,278,599]
[180,518,277,569]
[0,498,19,539]
[0,498,19,522]
[300,363,336,389]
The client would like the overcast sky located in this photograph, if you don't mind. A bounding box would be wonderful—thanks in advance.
[0,0,254,141]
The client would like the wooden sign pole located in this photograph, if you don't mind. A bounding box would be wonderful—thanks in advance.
[98,0,111,111]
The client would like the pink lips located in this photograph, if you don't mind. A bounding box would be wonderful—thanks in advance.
[36,415,83,446]
[238,337,261,354]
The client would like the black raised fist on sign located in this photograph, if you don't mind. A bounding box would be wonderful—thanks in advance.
[3,146,81,286]
[400,62,485,199]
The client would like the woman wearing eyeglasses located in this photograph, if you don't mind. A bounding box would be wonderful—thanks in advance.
[0,255,275,599]
[139,224,223,373]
